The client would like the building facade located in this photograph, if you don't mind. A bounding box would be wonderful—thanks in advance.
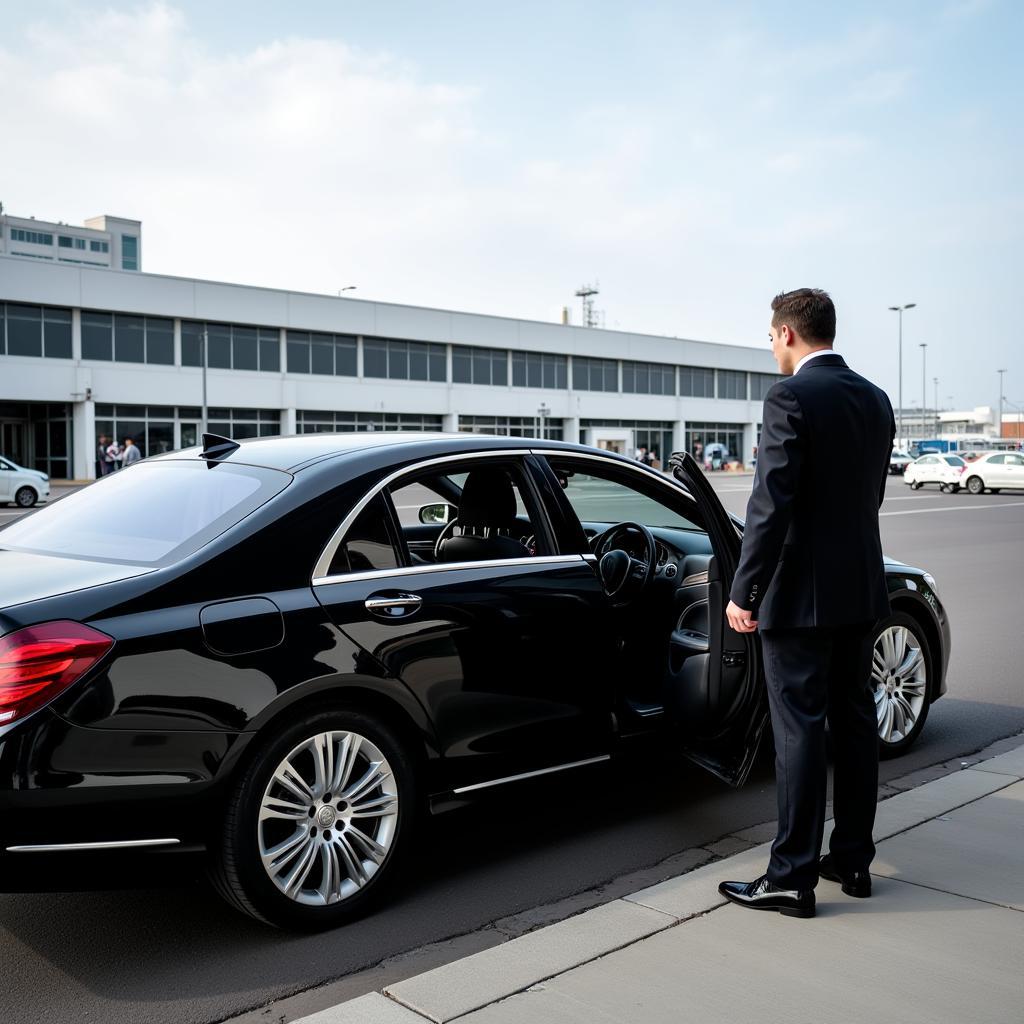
[0,253,779,480]
[1,211,142,274]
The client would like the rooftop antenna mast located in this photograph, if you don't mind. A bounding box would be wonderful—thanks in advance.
[575,283,600,328]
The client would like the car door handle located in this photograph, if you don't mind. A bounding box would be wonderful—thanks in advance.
[364,593,423,617]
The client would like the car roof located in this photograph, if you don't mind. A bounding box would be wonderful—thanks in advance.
[149,431,635,473]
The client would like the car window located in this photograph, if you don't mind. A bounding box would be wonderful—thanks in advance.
[328,492,400,575]
[387,458,549,562]
[547,459,702,531]
[987,455,1005,465]
[919,457,936,465]
[1008,455,1024,466]
[0,461,288,566]
[944,456,965,466]
[0,459,11,471]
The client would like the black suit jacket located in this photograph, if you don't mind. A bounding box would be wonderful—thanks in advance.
[731,352,895,629]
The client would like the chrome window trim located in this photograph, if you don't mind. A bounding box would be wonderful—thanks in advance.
[314,554,584,588]
[452,755,611,795]
[6,838,180,853]
[313,448,543,581]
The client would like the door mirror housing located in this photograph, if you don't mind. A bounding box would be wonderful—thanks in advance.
[419,502,455,525]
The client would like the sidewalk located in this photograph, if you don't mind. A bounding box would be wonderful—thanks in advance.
[297,740,1024,1024]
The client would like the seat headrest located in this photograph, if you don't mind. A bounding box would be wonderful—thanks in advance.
[457,468,518,526]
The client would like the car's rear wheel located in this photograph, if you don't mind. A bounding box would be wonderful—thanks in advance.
[909,480,921,490]
[871,613,931,758]
[212,709,417,929]
[966,475,985,495]
[14,486,37,508]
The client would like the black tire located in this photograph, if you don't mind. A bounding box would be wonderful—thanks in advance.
[950,484,961,493]
[14,486,37,508]
[872,612,932,759]
[211,708,418,930]
[966,475,984,495]
[991,488,1001,494]
[939,483,949,493]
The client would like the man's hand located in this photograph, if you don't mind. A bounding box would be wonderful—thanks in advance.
[726,600,758,634]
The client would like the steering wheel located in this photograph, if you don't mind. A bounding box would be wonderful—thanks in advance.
[595,522,657,606]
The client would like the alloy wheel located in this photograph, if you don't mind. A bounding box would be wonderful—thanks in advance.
[871,625,927,745]
[15,487,35,508]
[257,730,399,906]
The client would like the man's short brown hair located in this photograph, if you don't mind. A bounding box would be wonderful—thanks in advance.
[771,288,836,343]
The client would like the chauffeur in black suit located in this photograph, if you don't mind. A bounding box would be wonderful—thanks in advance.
[718,288,895,919]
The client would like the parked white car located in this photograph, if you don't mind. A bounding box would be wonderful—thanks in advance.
[0,456,51,507]
[904,453,967,492]
[960,451,1024,495]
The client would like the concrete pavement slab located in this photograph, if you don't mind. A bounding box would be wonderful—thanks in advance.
[293,993,427,1024]
[460,876,1024,1024]
[622,843,771,920]
[873,780,1024,911]
[383,899,674,1023]
[967,745,1024,778]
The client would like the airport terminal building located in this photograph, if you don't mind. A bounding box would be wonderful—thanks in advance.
[0,213,779,481]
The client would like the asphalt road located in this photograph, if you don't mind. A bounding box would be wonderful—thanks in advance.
[2,471,1023,1024]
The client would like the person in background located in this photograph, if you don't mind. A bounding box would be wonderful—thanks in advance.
[105,438,123,471]
[96,435,110,477]
[121,437,142,467]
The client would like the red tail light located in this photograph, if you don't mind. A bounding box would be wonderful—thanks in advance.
[0,621,113,725]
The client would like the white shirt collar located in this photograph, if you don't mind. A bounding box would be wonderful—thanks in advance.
[794,348,836,375]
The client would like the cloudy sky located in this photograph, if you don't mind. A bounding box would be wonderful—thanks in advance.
[2,0,1020,413]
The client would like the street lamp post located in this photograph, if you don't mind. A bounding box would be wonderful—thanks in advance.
[888,303,917,446]
[537,402,550,441]
[201,324,208,437]
[933,377,939,437]
[997,369,1006,442]
[920,343,928,439]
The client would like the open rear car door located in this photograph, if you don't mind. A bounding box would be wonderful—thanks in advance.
[666,452,769,786]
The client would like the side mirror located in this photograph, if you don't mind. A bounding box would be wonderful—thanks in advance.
[419,502,455,525]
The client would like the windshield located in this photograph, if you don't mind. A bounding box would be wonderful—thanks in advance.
[0,460,290,566]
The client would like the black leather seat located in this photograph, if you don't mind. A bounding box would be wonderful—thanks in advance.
[437,467,531,563]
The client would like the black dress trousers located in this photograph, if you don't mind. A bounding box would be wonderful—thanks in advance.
[760,622,879,891]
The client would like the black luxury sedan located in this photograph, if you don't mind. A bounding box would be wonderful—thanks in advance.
[0,433,950,929]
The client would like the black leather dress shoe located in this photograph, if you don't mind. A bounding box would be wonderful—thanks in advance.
[718,874,815,918]
[819,854,871,898]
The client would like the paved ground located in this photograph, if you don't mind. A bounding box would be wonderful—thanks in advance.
[312,738,1024,1024]
[1,471,1023,1024]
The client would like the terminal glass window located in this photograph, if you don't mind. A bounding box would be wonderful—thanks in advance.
[685,422,747,467]
[750,372,784,401]
[458,415,564,441]
[580,419,673,467]
[207,408,280,440]
[121,235,139,271]
[90,240,110,253]
[297,411,443,433]
[622,361,675,395]
[363,338,446,382]
[452,346,508,386]
[572,357,619,392]
[95,405,177,460]
[717,370,748,401]
[678,366,715,398]
[183,321,281,372]
[10,229,54,245]
[0,304,72,359]
[512,351,567,389]
[285,331,356,376]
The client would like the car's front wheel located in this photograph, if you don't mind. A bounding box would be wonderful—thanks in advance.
[871,612,931,758]
[212,709,417,929]
[14,486,37,508]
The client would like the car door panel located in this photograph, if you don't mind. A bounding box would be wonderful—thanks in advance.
[314,558,615,790]
[667,453,768,786]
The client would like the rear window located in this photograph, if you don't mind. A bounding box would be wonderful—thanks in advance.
[0,461,289,566]
[944,456,965,466]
